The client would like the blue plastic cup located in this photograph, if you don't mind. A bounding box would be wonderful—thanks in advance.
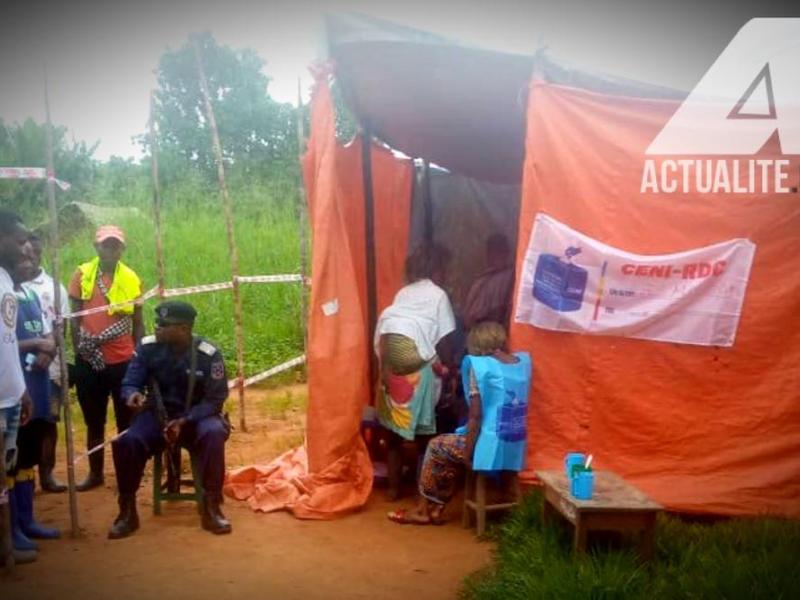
[564,453,586,477]
[571,470,594,500]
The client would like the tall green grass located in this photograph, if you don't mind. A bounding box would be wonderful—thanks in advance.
[55,175,305,378]
[462,492,800,600]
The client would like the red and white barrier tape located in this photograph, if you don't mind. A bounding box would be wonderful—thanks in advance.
[73,428,129,464]
[162,281,232,297]
[228,354,306,389]
[0,167,71,191]
[72,354,307,464]
[59,286,161,321]
[236,274,304,284]
[59,274,305,321]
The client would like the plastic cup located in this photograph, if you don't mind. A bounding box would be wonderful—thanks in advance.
[564,452,586,477]
[571,470,594,500]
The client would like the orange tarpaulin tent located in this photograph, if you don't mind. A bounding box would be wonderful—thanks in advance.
[511,81,800,517]
[224,76,413,518]
[228,14,799,519]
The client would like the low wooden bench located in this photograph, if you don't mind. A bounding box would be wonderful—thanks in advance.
[536,470,662,561]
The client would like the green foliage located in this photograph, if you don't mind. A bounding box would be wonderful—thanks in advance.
[91,156,149,205]
[9,33,312,385]
[149,31,298,181]
[462,492,800,600]
[56,176,305,380]
[0,118,98,222]
[257,388,307,421]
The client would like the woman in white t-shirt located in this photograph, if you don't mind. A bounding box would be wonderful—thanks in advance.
[374,243,456,500]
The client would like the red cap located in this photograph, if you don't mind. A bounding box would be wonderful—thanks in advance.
[95,225,126,245]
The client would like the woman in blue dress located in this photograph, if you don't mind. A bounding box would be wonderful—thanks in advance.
[388,321,531,525]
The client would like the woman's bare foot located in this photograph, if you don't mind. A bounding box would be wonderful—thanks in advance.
[387,504,445,525]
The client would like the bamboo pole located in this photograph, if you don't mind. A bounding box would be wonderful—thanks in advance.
[192,37,248,432]
[295,78,309,353]
[360,121,378,403]
[148,92,167,299]
[44,65,80,537]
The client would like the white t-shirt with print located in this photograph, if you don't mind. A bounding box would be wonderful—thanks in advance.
[0,266,25,409]
[374,278,456,362]
[24,269,66,382]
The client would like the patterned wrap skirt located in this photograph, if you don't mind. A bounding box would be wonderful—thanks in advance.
[418,433,467,505]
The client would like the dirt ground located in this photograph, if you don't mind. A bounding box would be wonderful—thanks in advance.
[2,385,493,599]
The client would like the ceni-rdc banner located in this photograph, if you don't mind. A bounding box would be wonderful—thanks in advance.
[514,213,756,346]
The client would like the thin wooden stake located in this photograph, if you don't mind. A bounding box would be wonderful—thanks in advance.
[44,64,80,537]
[148,92,167,298]
[361,121,378,404]
[296,78,309,353]
[192,36,247,432]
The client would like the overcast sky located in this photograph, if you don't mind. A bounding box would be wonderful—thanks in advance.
[1,0,796,161]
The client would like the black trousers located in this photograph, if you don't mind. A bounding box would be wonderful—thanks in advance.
[74,357,132,468]
[8,419,47,477]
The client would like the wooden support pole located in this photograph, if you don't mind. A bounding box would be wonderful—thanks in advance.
[148,92,167,299]
[295,78,309,354]
[44,65,80,537]
[422,160,433,244]
[192,37,248,432]
[361,122,378,403]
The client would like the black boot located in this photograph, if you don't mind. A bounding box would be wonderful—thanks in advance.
[77,443,104,492]
[40,471,67,494]
[201,495,232,535]
[39,423,66,493]
[108,494,139,539]
[76,471,104,492]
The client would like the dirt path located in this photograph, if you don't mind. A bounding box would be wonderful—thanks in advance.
[2,385,492,599]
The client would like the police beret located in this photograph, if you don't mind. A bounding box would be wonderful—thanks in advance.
[155,300,197,325]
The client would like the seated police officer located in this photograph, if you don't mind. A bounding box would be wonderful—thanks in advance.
[109,300,232,539]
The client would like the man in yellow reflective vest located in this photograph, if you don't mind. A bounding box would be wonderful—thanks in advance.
[68,225,144,491]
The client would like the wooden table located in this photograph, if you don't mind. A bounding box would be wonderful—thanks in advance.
[536,470,662,560]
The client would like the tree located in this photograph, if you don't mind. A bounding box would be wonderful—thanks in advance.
[91,156,149,208]
[0,118,97,222]
[151,32,297,179]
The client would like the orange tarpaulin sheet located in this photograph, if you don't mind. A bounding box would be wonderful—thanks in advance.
[511,82,800,517]
[225,76,412,518]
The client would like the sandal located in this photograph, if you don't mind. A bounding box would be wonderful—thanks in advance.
[387,508,445,526]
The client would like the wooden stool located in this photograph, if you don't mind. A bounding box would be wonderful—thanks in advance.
[462,469,522,535]
[152,448,204,516]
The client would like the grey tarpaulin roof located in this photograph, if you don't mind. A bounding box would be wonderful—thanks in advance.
[324,13,685,184]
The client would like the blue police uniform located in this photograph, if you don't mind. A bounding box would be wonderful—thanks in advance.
[112,334,229,499]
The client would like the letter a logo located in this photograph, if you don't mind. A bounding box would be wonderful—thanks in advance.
[647,19,800,155]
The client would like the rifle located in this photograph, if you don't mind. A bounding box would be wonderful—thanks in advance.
[146,338,198,438]
[148,377,182,492]
[147,378,170,438]
[147,340,199,490]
